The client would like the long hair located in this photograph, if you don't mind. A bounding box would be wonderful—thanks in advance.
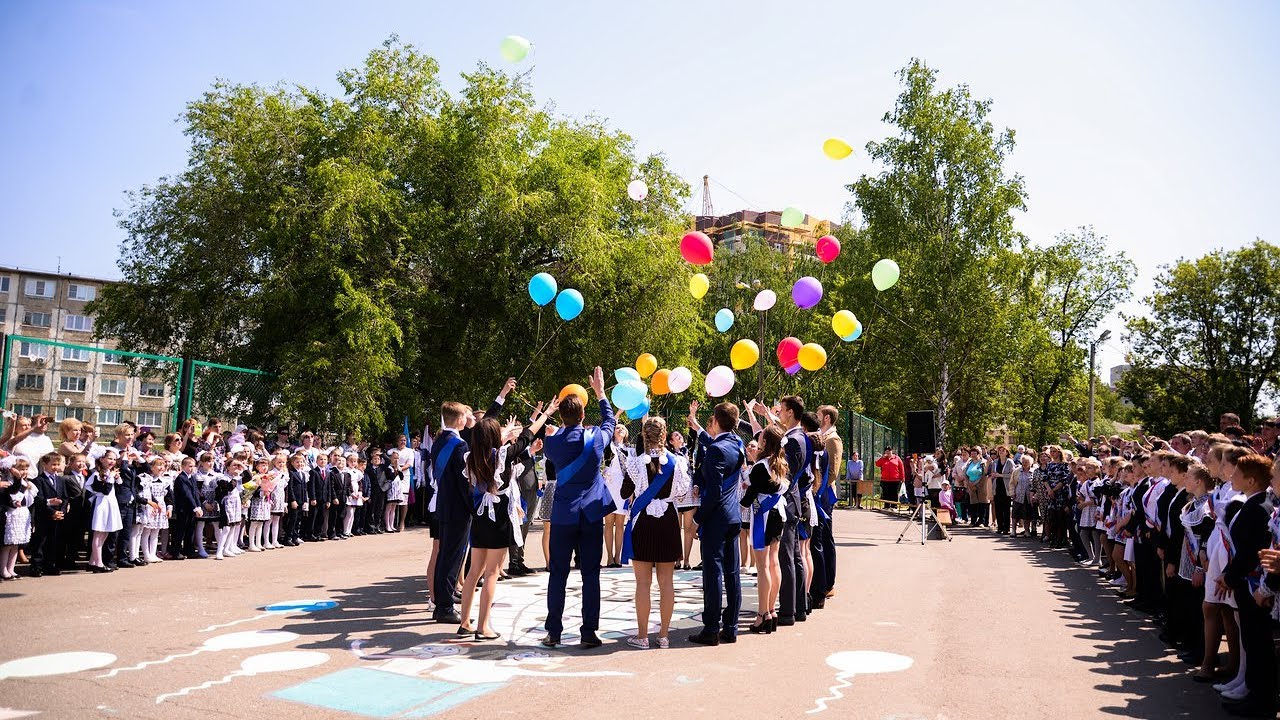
[466,417,502,494]
[759,425,789,492]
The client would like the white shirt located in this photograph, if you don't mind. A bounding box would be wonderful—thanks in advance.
[624,450,692,519]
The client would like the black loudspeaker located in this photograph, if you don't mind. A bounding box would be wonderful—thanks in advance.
[906,411,937,455]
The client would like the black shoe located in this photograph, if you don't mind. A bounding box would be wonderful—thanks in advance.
[776,616,795,627]
[768,616,777,632]
[748,618,769,634]
[476,632,502,642]
[117,560,136,569]
[795,613,808,623]
[170,554,186,560]
[135,558,149,566]
[45,568,62,576]
[580,633,603,649]
[692,563,703,571]
[718,630,737,644]
[434,611,462,625]
[456,625,475,637]
[810,598,826,610]
[687,631,720,646]
[89,565,111,574]
[540,635,560,648]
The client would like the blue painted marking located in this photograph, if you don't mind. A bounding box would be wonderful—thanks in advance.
[272,667,501,718]
[262,600,339,613]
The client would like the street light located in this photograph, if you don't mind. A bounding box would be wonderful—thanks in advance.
[1088,329,1112,439]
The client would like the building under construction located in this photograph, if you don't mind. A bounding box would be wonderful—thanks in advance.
[693,176,834,254]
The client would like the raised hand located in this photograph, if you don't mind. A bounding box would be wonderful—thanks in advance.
[500,377,517,400]
[528,401,545,423]
[589,366,606,399]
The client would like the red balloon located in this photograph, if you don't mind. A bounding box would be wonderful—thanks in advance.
[816,235,841,264]
[776,336,802,368]
[680,231,714,265]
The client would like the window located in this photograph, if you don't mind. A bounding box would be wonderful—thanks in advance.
[97,409,123,425]
[59,376,87,392]
[22,311,51,328]
[18,342,48,360]
[24,279,55,298]
[11,404,41,418]
[15,373,44,390]
[136,411,163,427]
[0,309,6,324]
[55,406,86,421]
[64,314,94,332]
[103,352,126,365]
[0,276,9,293]
[67,284,96,301]
[60,347,90,362]
[140,381,165,398]
[100,379,126,396]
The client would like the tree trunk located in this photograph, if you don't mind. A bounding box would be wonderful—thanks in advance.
[937,362,951,449]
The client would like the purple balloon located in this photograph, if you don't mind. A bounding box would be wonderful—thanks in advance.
[785,363,802,375]
[791,276,824,310]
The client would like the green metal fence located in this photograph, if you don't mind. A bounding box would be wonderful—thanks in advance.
[183,359,277,432]
[839,410,906,503]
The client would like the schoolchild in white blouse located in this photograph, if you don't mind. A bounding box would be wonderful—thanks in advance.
[603,425,631,569]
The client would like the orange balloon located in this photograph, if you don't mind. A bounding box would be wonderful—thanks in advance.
[651,369,671,396]
[558,384,588,406]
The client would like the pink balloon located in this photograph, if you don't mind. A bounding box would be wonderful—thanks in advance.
[816,235,841,264]
[791,276,823,310]
[776,336,802,368]
[680,232,714,265]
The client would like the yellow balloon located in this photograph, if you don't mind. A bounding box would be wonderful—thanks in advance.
[651,369,671,396]
[730,339,760,370]
[831,310,858,338]
[689,273,709,299]
[558,384,588,406]
[636,353,658,379]
[823,137,853,160]
[798,343,828,371]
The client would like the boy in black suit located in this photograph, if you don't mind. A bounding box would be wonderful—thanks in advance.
[308,453,332,541]
[169,456,201,559]
[30,453,72,576]
[328,453,349,539]
[284,453,309,546]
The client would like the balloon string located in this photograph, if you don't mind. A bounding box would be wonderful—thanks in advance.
[515,322,566,387]
[851,300,885,387]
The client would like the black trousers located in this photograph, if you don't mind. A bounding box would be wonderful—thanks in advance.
[329,503,343,537]
[432,514,471,619]
[699,522,741,636]
[367,489,385,533]
[994,493,1011,533]
[285,507,303,542]
[108,505,137,564]
[310,501,328,539]
[169,510,196,557]
[1235,585,1278,705]
[778,518,807,619]
[509,484,538,567]
[1133,537,1163,606]
[809,516,830,604]
[32,518,67,571]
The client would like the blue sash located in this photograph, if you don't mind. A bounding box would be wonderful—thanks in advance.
[433,434,462,484]
[553,427,598,485]
[752,493,783,550]
[620,452,676,565]
[817,452,837,521]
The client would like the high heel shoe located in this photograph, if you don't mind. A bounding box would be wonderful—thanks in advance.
[767,615,777,633]
[748,615,769,634]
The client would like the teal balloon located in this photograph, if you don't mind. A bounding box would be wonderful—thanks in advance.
[714,308,734,333]
[842,325,863,342]
[611,380,647,411]
[528,273,557,306]
[628,396,650,418]
[555,289,584,321]
[614,367,642,384]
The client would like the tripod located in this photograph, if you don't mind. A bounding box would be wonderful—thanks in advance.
[896,494,950,544]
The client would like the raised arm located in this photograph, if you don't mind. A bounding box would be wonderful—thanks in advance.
[589,367,616,438]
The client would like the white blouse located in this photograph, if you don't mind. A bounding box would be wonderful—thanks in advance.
[624,450,692,519]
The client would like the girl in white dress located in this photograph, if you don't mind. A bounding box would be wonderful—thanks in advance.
[138,456,173,564]
[214,458,246,559]
[246,459,274,552]
[343,453,363,538]
[603,426,630,568]
[266,457,288,549]
[87,451,124,573]
[2,457,37,580]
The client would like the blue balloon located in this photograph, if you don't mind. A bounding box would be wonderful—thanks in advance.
[555,289,584,321]
[628,396,650,418]
[714,308,734,333]
[615,367,642,384]
[611,380,647,411]
[528,272,558,306]
[842,325,863,342]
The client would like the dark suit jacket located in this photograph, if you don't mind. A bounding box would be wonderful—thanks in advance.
[329,467,349,504]
[173,471,200,513]
[1163,489,1189,570]
[287,469,309,506]
[1225,492,1270,589]
[309,467,332,504]
[431,429,471,522]
[33,472,71,523]
[782,428,809,516]
[695,430,744,526]
[541,399,617,525]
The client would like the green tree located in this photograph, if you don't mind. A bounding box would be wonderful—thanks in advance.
[90,37,697,432]
[1120,238,1280,436]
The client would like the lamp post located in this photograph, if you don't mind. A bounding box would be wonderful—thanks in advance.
[1088,329,1112,439]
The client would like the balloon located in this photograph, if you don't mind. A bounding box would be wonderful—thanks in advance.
[780,207,805,227]
[714,308,734,333]
[499,35,532,63]
[614,367,642,384]
[776,336,802,368]
[611,380,648,411]
[627,179,648,201]
[730,339,760,370]
[753,289,777,311]
[680,231,714,265]
[798,343,828,371]
[785,364,801,375]
[558,384,588,406]
[791,276,824,310]
[842,321,864,342]
[689,273,709,299]
[872,259,901,291]
[627,396,650,418]
[832,310,858,339]
[668,366,692,393]
[555,289,584,321]
[816,235,841,264]
[704,365,736,398]
[651,369,671,396]
[527,273,557,306]
[822,137,853,160]
[635,353,658,379]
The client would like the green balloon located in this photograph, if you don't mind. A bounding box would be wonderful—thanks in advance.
[872,258,900,291]
[499,35,531,63]
[780,206,804,228]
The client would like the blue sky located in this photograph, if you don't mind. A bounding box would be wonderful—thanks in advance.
[2,0,1277,371]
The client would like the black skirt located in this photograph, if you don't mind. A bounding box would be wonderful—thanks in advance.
[630,504,681,563]
[470,497,513,550]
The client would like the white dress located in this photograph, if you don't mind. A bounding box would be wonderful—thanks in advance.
[89,473,124,533]
[604,444,630,516]
[1205,492,1245,609]
[4,483,38,545]
[269,471,287,513]
[346,470,363,506]
[138,473,172,530]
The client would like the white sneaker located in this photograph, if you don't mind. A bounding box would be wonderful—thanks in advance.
[626,635,649,650]
[1221,686,1248,701]
[1109,576,1126,586]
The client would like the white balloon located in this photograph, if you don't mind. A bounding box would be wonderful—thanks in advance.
[627,179,648,201]
[752,289,777,311]
[668,366,693,394]
[704,365,736,398]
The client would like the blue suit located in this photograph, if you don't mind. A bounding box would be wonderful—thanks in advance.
[542,398,616,639]
[779,427,811,620]
[695,430,745,636]
[430,428,469,620]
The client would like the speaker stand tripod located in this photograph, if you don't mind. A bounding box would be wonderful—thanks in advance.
[896,496,950,544]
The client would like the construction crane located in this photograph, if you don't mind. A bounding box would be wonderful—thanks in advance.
[701,175,714,217]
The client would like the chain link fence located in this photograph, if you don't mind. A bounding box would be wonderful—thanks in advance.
[184,360,277,432]
[839,410,906,505]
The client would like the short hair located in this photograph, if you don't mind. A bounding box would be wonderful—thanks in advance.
[181,455,196,465]
[198,452,214,462]
[713,402,740,434]
[1235,454,1272,488]
[1167,454,1192,474]
[799,411,820,433]
[1222,412,1241,424]
[114,423,132,439]
[441,401,468,427]
[779,395,805,418]
[1186,464,1212,488]
[1223,425,1246,439]
[558,394,584,426]
[40,452,63,467]
[817,405,839,426]
[1222,446,1252,465]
